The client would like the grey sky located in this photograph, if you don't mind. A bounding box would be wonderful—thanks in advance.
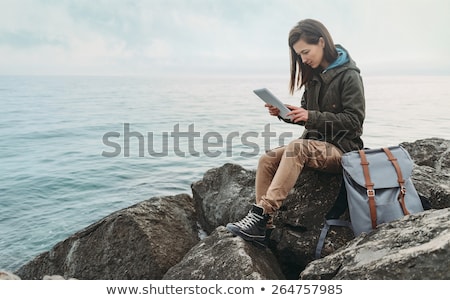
[0,0,449,76]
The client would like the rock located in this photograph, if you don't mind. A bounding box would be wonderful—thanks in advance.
[0,271,77,280]
[410,165,450,209]
[401,138,450,174]
[163,226,285,280]
[0,270,21,280]
[268,170,354,279]
[191,163,256,234]
[300,208,450,279]
[15,194,199,280]
[401,138,450,209]
[43,274,77,280]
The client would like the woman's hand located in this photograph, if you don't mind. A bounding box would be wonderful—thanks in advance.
[265,104,280,117]
[286,105,308,123]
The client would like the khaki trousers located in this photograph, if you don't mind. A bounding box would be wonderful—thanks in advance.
[256,139,343,214]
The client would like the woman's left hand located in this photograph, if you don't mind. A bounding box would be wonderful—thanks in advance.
[286,105,308,123]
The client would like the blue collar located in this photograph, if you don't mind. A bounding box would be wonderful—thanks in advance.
[323,47,349,73]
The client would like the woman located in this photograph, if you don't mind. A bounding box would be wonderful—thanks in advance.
[226,19,365,246]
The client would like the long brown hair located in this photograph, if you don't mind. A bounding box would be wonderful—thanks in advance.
[288,19,338,94]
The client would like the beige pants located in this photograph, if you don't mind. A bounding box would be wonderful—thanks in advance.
[256,139,343,214]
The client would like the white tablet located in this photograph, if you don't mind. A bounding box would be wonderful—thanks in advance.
[253,88,292,120]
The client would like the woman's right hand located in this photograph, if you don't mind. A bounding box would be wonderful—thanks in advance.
[265,104,280,117]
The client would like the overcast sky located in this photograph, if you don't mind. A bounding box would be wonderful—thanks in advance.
[0,0,449,76]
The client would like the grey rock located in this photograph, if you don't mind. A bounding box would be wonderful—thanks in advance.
[0,270,21,280]
[191,163,256,234]
[163,226,285,280]
[43,274,77,280]
[15,194,199,280]
[300,208,450,280]
[411,165,450,209]
[401,138,450,209]
[401,138,450,174]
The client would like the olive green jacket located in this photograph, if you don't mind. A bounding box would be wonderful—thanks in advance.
[286,46,365,153]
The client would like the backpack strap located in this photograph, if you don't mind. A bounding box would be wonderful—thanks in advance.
[315,219,352,259]
[382,147,410,215]
[325,178,349,220]
[359,150,377,229]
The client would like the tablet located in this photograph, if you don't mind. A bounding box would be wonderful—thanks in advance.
[253,88,292,120]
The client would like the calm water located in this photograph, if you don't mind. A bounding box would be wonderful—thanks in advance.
[1,75,449,271]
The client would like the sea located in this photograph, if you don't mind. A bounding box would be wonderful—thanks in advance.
[1,74,449,271]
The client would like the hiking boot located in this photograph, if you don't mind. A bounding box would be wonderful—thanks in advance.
[226,204,271,247]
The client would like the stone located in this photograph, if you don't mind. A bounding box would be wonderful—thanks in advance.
[300,208,450,280]
[191,163,256,234]
[0,270,21,280]
[15,194,199,280]
[163,226,285,280]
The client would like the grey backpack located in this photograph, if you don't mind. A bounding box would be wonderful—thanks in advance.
[341,146,424,236]
[315,145,427,258]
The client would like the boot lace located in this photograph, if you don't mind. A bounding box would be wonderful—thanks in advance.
[234,211,263,230]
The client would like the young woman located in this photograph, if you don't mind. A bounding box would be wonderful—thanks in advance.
[226,19,365,246]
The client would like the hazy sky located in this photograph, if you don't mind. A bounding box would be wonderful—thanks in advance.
[1,0,449,76]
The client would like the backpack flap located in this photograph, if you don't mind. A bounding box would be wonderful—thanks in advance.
[341,146,414,189]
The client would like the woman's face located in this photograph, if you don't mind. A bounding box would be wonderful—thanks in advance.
[293,38,328,69]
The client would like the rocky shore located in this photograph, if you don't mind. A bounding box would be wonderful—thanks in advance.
[2,138,450,280]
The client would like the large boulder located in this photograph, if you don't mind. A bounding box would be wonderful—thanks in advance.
[401,138,450,173]
[163,226,285,280]
[0,270,21,280]
[191,163,256,234]
[300,208,450,279]
[15,194,199,280]
[402,138,450,209]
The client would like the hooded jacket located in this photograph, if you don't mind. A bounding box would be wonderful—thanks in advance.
[286,44,365,153]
